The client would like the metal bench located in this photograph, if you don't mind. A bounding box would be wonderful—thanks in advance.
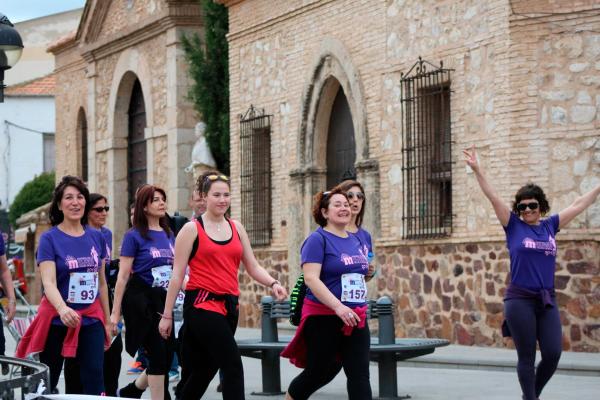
[237,296,449,399]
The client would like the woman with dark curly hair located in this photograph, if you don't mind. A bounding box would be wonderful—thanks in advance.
[16,176,110,395]
[464,145,600,400]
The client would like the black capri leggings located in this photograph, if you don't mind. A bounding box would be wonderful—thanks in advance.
[180,307,244,400]
[287,315,372,400]
[39,321,105,395]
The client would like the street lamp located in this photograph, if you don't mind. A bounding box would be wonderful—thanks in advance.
[0,13,24,103]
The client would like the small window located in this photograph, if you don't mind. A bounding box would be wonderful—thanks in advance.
[239,105,272,246]
[77,108,88,181]
[43,133,55,172]
[400,57,453,239]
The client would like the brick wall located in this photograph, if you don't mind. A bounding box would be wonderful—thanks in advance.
[226,0,600,351]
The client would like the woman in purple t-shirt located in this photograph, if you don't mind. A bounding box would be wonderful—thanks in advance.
[464,146,600,400]
[335,179,375,279]
[110,184,175,400]
[34,176,110,395]
[284,187,372,400]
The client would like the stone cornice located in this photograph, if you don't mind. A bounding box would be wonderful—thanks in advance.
[215,0,245,7]
[78,0,111,44]
[226,0,334,41]
[77,3,203,62]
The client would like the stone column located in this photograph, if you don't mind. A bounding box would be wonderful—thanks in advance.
[356,158,380,239]
[85,61,97,190]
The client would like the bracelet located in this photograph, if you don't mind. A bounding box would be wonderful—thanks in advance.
[158,312,172,320]
[269,280,281,288]
[7,299,15,305]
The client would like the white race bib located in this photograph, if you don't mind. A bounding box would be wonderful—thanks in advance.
[340,273,367,303]
[175,290,185,306]
[151,265,172,289]
[67,272,98,304]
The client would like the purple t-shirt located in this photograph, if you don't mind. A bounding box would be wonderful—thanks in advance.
[36,226,107,325]
[353,227,373,260]
[120,228,174,287]
[301,227,369,307]
[0,231,5,256]
[503,213,560,290]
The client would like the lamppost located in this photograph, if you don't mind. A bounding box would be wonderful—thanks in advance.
[0,13,24,103]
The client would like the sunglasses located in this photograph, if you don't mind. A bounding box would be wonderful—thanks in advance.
[347,191,365,200]
[517,202,539,212]
[91,206,110,213]
[206,174,229,182]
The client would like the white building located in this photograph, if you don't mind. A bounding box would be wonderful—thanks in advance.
[0,75,55,207]
[0,8,82,209]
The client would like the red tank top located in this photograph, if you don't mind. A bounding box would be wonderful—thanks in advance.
[187,218,243,315]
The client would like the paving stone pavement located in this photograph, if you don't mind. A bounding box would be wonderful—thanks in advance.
[5,326,599,399]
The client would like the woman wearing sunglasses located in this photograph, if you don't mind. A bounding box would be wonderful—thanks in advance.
[464,145,600,400]
[159,172,287,399]
[111,185,175,400]
[282,188,372,400]
[336,180,376,280]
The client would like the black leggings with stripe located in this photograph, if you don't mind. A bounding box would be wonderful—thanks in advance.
[179,307,244,399]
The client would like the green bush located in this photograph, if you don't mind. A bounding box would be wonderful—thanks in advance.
[8,172,55,226]
[182,0,230,174]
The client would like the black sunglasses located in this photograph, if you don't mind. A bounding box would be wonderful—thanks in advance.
[517,202,539,212]
[91,206,110,213]
[347,191,364,200]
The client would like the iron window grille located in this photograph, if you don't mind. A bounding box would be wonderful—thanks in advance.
[240,105,273,246]
[400,57,454,239]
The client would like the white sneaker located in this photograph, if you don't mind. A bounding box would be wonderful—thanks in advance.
[169,371,180,382]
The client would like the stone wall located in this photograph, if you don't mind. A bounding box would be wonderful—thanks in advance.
[375,239,600,352]
[238,250,289,327]
[52,0,202,248]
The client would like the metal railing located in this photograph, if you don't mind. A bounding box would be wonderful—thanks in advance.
[240,105,273,247]
[400,57,454,239]
[0,356,49,400]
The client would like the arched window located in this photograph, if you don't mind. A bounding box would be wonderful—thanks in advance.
[326,86,356,188]
[127,79,147,205]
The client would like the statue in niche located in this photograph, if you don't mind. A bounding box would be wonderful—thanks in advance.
[185,121,216,177]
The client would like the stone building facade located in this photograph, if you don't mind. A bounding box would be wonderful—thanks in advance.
[222,0,600,352]
[49,0,204,244]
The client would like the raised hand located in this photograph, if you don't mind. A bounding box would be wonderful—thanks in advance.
[463,145,479,172]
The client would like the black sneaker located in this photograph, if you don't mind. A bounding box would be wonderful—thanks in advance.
[117,381,144,398]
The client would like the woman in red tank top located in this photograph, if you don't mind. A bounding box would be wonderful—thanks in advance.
[159,173,287,399]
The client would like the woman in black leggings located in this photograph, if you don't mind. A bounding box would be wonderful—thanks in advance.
[159,173,287,399]
[282,188,372,400]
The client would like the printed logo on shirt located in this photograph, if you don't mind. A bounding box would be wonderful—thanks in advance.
[149,247,174,259]
[522,236,556,256]
[64,245,101,269]
[340,253,369,270]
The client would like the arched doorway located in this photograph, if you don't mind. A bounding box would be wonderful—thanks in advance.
[127,79,147,205]
[326,87,356,188]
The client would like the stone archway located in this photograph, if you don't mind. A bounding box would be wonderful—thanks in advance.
[289,37,379,279]
[106,48,154,244]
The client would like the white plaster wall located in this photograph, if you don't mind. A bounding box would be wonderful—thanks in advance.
[5,9,83,86]
[0,96,55,207]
